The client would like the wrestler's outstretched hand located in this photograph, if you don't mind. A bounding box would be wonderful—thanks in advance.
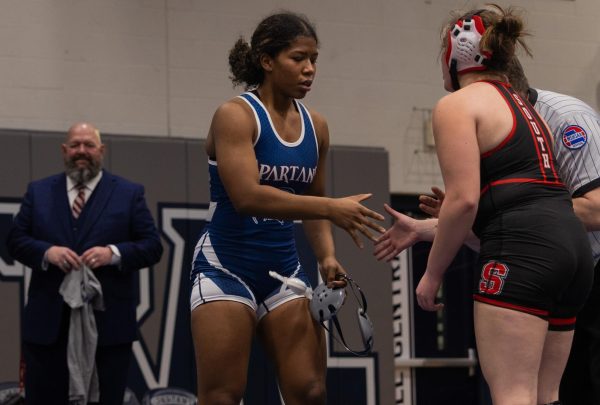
[373,204,419,262]
[329,193,385,248]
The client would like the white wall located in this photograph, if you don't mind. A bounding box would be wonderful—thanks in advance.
[0,0,598,193]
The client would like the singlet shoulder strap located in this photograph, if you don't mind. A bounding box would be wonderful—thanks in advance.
[295,100,319,157]
[237,92,265,146]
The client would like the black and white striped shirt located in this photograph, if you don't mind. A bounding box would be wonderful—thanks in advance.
[533,88,600,264]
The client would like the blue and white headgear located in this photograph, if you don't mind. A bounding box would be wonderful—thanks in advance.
[444,14,491,91]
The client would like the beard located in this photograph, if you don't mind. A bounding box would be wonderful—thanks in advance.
[65,155,102,184]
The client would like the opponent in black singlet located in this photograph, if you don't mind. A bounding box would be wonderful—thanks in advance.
[473,80,593,330]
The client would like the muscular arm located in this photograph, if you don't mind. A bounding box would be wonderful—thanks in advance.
[415,94,480,311]
[213,101,332,219]
[373,205,480,262]
[426,95,480,276]
[373,205,439,262]
[544,105,600,231]
[573,187,600,231]
[374,97,481,264]
[302,116,349,287]
[564,116,600,231]
[211,100,383,246]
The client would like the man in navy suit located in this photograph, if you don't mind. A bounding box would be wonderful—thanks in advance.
[7,122,163,405]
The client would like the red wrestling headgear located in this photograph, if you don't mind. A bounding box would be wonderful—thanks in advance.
[444,15,491,91]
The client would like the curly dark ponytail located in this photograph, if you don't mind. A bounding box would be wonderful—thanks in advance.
[228,11,318,89]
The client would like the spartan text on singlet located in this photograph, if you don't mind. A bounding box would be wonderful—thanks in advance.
[258,164,316,184]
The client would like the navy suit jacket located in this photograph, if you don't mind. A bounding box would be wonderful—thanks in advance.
[7,170,163,346]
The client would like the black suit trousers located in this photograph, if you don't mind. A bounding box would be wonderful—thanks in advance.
[23,305,133,405]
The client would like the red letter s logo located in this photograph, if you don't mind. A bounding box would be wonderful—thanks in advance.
[479,261,509,295]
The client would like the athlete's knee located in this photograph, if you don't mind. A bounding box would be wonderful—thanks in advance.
[303,381,326,404]
[284,379,326,405]
[199,388,244,405]
[490,386,536,405]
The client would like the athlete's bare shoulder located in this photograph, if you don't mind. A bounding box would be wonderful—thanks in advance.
[306,107,326,127]
[206,96,257,155]
[213,96,254,123]
[305,107,329,143]
[437,81,503,117]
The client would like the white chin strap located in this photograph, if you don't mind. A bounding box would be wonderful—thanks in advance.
[446,15,490,90]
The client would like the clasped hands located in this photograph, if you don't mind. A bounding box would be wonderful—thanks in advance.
[335,188,443,256]
[373,186,444,262]
[47,245,113,272]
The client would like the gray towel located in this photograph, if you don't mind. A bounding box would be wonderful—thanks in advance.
[59,265,104,405]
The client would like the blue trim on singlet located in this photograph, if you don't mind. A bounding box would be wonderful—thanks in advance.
[190,92,319,301]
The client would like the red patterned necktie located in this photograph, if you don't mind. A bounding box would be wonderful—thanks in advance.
[72,184,86,219]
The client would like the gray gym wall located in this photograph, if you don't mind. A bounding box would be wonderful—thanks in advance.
[0,0,598,194]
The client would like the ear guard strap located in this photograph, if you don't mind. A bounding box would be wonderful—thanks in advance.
[320,313,373,357]
[319,274,374,356]
[449,59,461,92]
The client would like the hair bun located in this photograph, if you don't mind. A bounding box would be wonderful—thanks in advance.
[496,15,524,39]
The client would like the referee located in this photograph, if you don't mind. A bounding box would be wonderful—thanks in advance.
[509,59,600,405]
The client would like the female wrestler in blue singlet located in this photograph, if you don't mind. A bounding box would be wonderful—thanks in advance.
[189,12,384,405]
[374,5,593,405]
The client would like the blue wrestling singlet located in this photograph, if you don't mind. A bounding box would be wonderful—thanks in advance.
[191,92,319,308]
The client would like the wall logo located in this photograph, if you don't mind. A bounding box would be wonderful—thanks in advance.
[0,201,378,404]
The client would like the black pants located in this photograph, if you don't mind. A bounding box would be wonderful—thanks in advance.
[560,260,600,405]
[23,305,133,405]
